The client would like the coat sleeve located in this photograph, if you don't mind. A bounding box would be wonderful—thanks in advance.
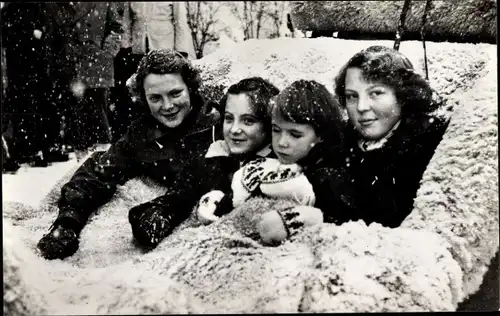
[56,127,141,229]
[136,155,234,228]
[307,165,357,225]
[172,2,196,59]
[134,156,209,228]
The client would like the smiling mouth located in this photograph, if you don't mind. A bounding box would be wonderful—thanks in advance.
[161,111,179,119]
[230,139,247,144]
[359,119,376,126]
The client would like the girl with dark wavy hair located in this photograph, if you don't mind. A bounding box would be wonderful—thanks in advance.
[37,49,219,260]
[334,45,449,228]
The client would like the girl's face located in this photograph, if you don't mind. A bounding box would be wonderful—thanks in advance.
[344,67,402,141]
[223,93,268,155]
[144,73,192,128]
[272,110,321,165]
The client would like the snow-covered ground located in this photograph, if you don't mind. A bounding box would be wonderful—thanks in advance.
[2,150,98,209]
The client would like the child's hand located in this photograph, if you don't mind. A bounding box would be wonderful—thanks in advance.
[258,206,324,246]
[196,190,225,225]
[257,211,288,246]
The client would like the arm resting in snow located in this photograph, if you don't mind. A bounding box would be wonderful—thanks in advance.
[56,131,139,228]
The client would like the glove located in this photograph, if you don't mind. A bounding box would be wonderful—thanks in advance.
[37,224,80,260]
[258,205,324,246]
[128,202,174,249]
[195,190,224,225]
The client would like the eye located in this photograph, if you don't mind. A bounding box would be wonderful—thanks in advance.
[369,90,384,98]
[345,93,357,101]
[290,132,303,139]
[170,90,183,98]
[272,125,281,133]
[223,114,233,123]
[243,117,257,126]
[148,95,161,103]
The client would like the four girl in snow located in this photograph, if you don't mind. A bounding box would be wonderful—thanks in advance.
[37,45,448,258]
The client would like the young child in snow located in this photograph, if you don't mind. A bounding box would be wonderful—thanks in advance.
[196,80,354,245]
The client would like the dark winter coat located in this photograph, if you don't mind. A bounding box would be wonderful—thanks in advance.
[43,2,123,88]
[54,97,220,230]
[296,141,357,224]
[131,140,275,231]
[341,114,449,228]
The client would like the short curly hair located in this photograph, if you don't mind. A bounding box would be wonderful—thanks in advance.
[133,49,203,106]
[274,80,346,146]
[334,45,438,118]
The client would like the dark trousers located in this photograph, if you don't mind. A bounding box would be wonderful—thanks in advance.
[110,48,146,142]
[71,88,112,150]
[2,49,62,161]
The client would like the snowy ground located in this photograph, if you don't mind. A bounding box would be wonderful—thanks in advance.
[2,149,103,209]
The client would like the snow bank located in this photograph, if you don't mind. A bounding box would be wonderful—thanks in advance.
[3,38,497,314]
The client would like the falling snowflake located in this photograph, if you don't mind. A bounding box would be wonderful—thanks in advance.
[33,29,42,39]
[70,80,86,98]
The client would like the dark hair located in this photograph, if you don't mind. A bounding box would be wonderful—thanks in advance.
[334,45,438,117]
[219,77,280,143]
[274,80,345,146]
[133,49,203,106]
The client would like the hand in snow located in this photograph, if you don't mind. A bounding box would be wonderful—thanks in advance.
[196,190,225,225]
[257,211,288,246]
[128,202,174,249]
[257,206,324,246]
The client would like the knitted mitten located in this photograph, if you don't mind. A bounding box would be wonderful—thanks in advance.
[231,158,268,208]
[258,205,324,245]
[260,162,315,206]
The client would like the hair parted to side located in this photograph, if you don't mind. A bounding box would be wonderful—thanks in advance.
[334,45,439,117]
[274,80,346,146]
[133,49,203,105]
[219,77,280,140]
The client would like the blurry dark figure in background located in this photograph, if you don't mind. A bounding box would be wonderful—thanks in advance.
[286,13,295,38]
[310,30,333,38]
[109,2,195,142]
[110,48,147,142]
[44,2,123,159]
[1,2,69,168]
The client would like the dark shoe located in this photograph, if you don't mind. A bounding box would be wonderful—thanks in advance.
[37,225,80,260]
[2,159,20,173]
[32,156,49,168]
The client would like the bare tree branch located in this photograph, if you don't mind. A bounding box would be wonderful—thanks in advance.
[185,1,222,58]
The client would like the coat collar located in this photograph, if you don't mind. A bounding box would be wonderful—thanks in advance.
[204,140,272,159]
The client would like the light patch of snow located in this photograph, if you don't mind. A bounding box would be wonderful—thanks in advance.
[2,152,92,209]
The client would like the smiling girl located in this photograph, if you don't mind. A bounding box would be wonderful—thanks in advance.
[128,77,279,248]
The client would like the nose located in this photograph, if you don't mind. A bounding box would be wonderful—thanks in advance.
[277,134,289,148]
[229,121,242,134]
[160,97,174,111]
[357,95,371,112]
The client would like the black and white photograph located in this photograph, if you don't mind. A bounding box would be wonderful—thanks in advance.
[2,1,498,314]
